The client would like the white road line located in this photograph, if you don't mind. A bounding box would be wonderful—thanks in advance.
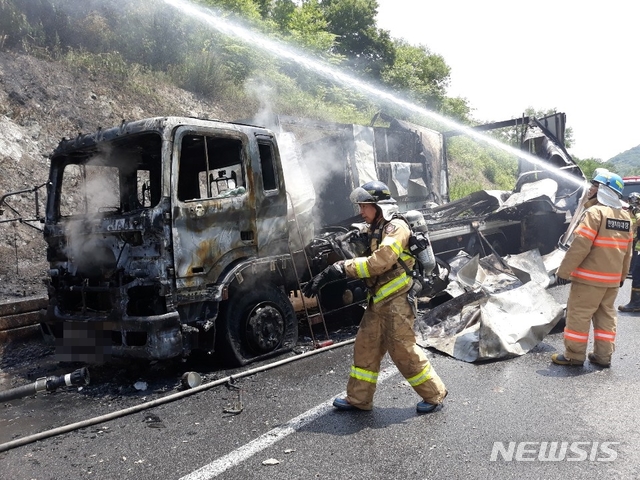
[180,368,397,479]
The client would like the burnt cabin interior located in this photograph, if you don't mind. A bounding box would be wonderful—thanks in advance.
[177,135,245,202]
[45,133,167,345]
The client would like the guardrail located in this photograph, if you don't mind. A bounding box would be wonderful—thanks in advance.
[0,296,47,343]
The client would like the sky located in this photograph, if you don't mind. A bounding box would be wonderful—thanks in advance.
[376,0,639,161]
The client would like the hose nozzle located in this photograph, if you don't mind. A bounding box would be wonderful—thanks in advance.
[44,367,90,392]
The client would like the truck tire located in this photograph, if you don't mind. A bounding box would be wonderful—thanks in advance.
[217,283,298,367]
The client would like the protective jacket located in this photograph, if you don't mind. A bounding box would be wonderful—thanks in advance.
[558,204,633,286]
[343,217,415,304]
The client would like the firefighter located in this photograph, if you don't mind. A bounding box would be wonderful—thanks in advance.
[618,191,640,312]
[303,181,447,413]
[553,172,633,368]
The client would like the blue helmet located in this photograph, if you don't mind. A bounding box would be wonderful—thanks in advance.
[605,173,624,197]
[592,171,624,197]
[592,170,610,186]
[591,168,610,185]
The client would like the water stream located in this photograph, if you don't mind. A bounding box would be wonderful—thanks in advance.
[163,0,585,190]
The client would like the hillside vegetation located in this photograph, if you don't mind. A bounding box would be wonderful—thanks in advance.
[609,146,640,177]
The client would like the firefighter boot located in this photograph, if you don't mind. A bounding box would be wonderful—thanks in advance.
[588,353,611,368]
[417,401,439,414]
[417,390,447,414]
[618,288,640,312]
[551,353,583,366]
[333,397,356,411]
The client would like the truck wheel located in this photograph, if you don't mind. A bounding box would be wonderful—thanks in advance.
[217,283,298,367]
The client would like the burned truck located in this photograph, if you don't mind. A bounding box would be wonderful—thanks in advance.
[40,117,312,366]
[38,112,584,366]
[39,114,449,366]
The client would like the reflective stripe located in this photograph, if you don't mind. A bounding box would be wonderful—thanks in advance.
[372,272,411,304]
[398,252,413,263]
[564,328,589,343]
[350,365,378,384]
[572,267,621,284]
[593,237,632,248]
[381,238,404,256]
[575,224,597,241]
[406,364,433,387]
[353,258,370,278]
[594,329,616,342]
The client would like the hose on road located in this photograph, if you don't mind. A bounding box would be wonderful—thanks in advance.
[0,338,354,453]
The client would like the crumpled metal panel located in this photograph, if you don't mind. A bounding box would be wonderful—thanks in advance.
[415,249,563,362]
[477,282,563,360]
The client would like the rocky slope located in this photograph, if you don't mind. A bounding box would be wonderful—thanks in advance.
[0,50,231,299]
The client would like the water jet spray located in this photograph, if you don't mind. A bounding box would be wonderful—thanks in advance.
[163,0,587,190]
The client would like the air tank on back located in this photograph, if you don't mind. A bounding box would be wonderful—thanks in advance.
[404,210,436,276]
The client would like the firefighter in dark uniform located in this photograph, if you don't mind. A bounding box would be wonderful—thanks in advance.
[304,181,447,413]
[553,172,633,367]
[618,191,640,312]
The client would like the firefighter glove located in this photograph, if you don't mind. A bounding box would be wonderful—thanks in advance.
[555,275,571,286]
[303,262,345,298]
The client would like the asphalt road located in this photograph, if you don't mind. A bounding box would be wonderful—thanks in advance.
[1,282,640,480]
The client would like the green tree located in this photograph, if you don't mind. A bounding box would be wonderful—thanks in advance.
[254,0,272,19]
[199,0,262,22]
[283,0,336,53]
[320,0,395,79]
[380,40,450,111]
[0,0,30,49]
[608,146,640,176]
[441,96,472,123]
[271,0,296,31]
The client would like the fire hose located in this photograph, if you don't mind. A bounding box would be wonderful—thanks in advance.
[0,338,355,453]
[0,367,90,402]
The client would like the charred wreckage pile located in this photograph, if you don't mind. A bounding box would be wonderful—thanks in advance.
[0,112,586,366]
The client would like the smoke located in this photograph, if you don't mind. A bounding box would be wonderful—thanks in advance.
[13,0,586,192]
[244,79,319,245]
[242,84,371,232]
[245,79,276,129]
[60,151,123,274]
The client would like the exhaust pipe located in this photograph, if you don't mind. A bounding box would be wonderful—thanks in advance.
[0,367,90,402]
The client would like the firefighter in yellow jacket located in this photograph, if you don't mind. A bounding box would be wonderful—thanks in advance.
[553,172,633,367]
[303,181,447,413]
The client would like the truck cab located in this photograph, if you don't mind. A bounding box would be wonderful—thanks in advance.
[41,117,299,365]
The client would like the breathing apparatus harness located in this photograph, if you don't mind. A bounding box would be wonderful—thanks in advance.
[368,211,448,302]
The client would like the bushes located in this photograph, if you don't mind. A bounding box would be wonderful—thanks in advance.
[446,136,519,200]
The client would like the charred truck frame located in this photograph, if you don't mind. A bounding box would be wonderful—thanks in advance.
[41,118,306,366]
[37,113,584,365]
